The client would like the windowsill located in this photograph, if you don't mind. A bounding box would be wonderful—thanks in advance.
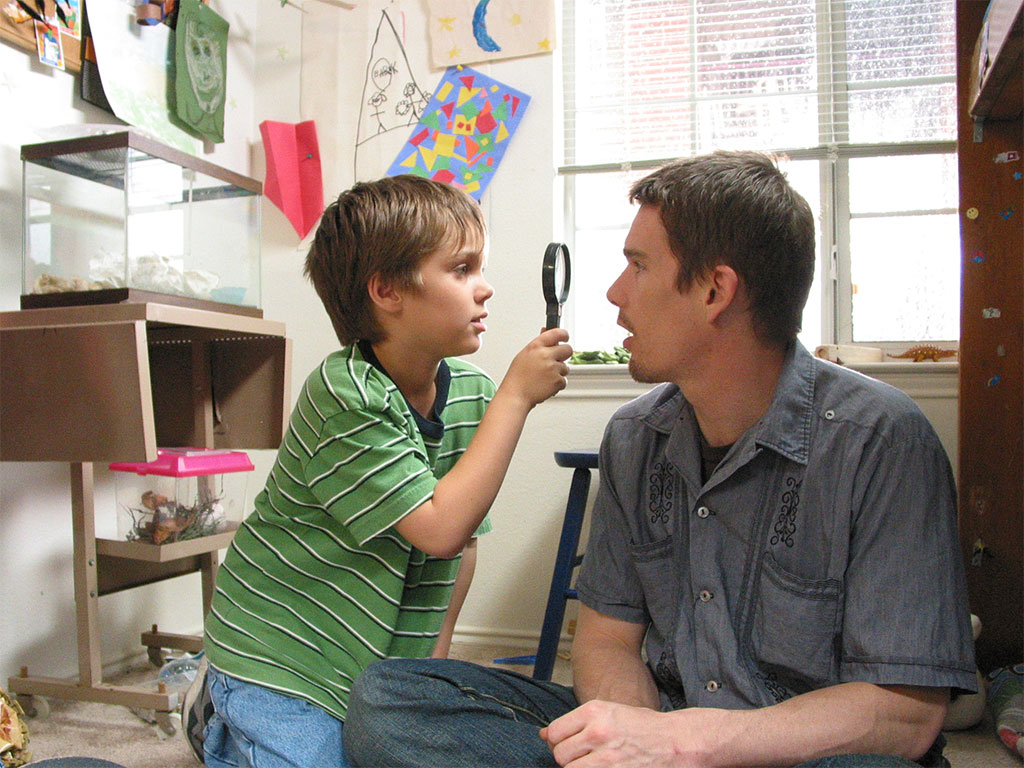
[567,360,958,374]
[843,360,958,375]
[563,360,958,400]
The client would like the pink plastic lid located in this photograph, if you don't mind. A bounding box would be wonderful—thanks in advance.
[109,448,254,477]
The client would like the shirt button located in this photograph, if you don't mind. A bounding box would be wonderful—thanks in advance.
[699,589,713,602]
[824,409,836,420]
[705,680,720,692]
[696,506,710,518]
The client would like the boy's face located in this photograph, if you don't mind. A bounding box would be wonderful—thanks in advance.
[400,228,492,358]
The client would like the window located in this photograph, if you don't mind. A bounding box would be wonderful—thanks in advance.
[560,0,958,354]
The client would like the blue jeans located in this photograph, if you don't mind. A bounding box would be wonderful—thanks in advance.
[343,658,946,768]
[204,665,351,768]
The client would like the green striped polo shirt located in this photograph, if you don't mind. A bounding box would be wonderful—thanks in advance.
[204,342,496,720]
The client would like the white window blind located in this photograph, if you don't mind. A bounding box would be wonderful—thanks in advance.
[560,0,959,352]
[562,0,956,168]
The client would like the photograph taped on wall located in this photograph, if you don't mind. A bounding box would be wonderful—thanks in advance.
[0,0,82,71]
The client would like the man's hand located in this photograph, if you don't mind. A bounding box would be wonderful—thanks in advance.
[540,700,712,768]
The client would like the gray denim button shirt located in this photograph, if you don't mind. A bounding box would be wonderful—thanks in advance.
[576,342,977,712]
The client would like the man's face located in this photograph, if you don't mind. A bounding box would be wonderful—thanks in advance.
[606,205,708,385]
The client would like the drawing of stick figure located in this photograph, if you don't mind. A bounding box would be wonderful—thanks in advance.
[396,82,430,123]
[369,57,398,133]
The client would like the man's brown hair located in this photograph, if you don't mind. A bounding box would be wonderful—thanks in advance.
[305,175,486,345]
[630,151,815,347]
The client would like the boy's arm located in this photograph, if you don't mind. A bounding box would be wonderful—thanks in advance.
[395,328,571,558]
[432,538,477,658]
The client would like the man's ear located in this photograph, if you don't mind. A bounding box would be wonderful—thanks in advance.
[367,272,403,316]
[704,264,741,323]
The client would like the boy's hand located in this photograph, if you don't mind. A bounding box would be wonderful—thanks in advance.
[500,328,572,408]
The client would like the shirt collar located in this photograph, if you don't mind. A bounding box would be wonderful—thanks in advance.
[640,341,815,466]
[751,341,815,465]
[356,340,451,439]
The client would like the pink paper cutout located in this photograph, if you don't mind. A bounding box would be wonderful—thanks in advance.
[260,120,324,239]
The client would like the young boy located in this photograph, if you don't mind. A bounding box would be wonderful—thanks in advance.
[187,175,572,768]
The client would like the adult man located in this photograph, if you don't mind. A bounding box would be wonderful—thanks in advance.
[342,151,976,768]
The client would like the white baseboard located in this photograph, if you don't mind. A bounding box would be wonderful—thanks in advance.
[451,625,570,651]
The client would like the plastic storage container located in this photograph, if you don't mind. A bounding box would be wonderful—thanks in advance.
[21,130,262,314]
[110,448,254,545]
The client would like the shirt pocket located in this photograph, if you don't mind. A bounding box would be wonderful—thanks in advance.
[628,536,679,639]
[751,552,842,691]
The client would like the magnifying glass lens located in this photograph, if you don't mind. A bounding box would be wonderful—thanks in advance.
[543,242,572,331]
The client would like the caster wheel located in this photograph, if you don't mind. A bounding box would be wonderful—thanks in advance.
[17,694,49,719]
[155,710,179,737]
[147,646,167,667]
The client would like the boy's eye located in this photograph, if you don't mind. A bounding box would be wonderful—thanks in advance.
[454,264,470,275]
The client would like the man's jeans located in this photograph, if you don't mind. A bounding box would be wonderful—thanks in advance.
[343,658,946,768]
[204,665,351,768]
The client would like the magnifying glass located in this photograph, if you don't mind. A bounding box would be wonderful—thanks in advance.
[542,242,571,330]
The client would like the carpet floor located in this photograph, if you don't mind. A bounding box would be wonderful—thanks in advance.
[16,643,1019,768]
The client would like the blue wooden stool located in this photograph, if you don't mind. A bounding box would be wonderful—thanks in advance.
[495,450,598,681]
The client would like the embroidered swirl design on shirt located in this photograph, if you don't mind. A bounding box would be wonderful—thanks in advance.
[648,461,674,524]
[654,647,688,709]
[770,476,802,547]
[755,669,793,704]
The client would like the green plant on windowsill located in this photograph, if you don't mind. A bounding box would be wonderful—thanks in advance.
[569,346,630,365]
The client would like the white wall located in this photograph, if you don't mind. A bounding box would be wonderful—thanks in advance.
[0,0,302,681]
[0,0,959,688]
[287,2,961,651]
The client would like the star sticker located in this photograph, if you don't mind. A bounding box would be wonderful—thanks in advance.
[447,44,461,59]
[438,15,455,31]
[1014,171,1022,180]
[537,38,551,51]
[228,96,238,110]
[509,13,521,25]
[276,46,290,60]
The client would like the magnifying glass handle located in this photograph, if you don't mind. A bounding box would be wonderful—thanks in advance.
[546,307,562,331]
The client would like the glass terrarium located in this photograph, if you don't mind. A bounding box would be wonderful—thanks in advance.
[21,130,261,314]
[110,448,254,545]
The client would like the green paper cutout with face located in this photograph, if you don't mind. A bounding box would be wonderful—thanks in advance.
[175,0,228,143]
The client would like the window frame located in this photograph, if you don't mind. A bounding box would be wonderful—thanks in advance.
[558,0,960,359]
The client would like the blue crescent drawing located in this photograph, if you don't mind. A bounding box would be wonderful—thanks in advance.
[472,0,501,52]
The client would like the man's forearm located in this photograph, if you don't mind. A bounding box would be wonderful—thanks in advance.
[544,681,948,768]
[672,682,948,767]
[571,618,660,709]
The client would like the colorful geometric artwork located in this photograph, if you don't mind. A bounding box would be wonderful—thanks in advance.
[386,66,530,201]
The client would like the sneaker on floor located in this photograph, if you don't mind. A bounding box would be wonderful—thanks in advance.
[181,654,211,765]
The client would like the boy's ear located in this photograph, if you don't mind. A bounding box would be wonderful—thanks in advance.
[367,272,403,315]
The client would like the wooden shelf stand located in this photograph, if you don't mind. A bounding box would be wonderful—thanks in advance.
[1,302,291,723]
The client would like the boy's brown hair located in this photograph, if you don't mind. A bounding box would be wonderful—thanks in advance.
[630,151,815,348]
[305,175,486,345]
